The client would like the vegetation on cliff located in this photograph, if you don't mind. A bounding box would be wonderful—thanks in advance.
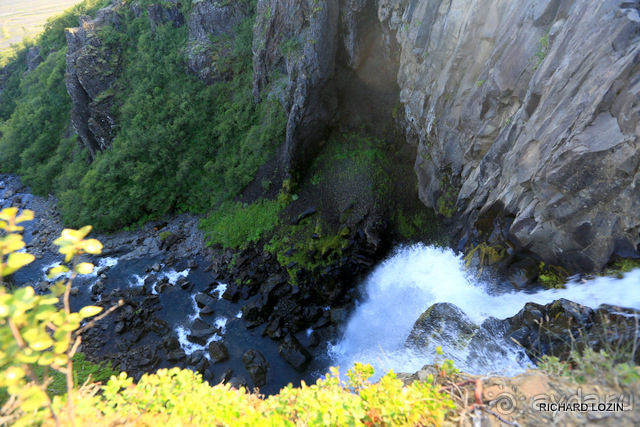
[0,0,286,230]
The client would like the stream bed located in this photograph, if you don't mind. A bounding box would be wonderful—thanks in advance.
[3,173,640,393]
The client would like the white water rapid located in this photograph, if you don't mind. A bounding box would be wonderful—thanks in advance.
[329,244,640,379]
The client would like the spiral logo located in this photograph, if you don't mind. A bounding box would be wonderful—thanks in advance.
[491,392,518,415]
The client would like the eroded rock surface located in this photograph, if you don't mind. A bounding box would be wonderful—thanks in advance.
[381,0,640,271]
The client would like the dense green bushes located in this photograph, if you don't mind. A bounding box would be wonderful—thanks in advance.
[0,0,286,230]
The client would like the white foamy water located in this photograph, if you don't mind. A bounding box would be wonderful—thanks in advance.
[160,268,190,285]
[128,267,190,294]
[214,317,227,333]
[188,294,200,322]
[212,282,227,299]
[175,325,222,360]
[330,244,640,379]
[88,257,119,277]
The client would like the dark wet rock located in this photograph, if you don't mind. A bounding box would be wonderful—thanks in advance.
[195,356,209,374]
[291,207,316,225]
[208,341,229,364]
[188,350,205,366]
[242,349,269,388]
[278,333,312,372]
[109,345,160,378]
[329,307,349,325]
[160,232,183,250]
[200,305,215,316]
[187,327,217,346]
[203,369,214,382]
[505,299,640,363]
[162,335,180,351]
[195,292,216,308]
[222,283,240,302]
[406,303,479,350]
[219,368,233,385]
[264,317,283,339]
[114,322,125,334]
[228,376,248,389]
[166,348,186,362]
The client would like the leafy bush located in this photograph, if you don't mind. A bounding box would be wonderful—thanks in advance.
[201,193,288,249]
[0,207,110,425]
[46,364,455,426]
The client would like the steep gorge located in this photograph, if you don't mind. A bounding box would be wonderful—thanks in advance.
[16,0,638,276]
[250,0,640,273]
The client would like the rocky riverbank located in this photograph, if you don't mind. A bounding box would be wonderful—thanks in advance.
[0,173,388,393]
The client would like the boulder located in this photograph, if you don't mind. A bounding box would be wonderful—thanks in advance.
[208,341,229,364]
[241,349,269,388]
[278,334,312,372]
[406,303,479,350]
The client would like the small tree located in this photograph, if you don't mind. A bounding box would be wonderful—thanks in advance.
[0,207,121,426]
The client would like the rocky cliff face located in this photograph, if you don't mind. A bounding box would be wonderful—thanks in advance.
[63,0,640,272]
[379,0,640,272]
[252,0,402,175]
[65,3,123,159]
[253,0,640,272]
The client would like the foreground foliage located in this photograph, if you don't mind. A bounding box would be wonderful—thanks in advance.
[1,207,455,425]
[48,364,455,426]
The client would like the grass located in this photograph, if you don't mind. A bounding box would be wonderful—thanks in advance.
[201,192,289,249]
[0,0,85,52]
[0,352,118,404]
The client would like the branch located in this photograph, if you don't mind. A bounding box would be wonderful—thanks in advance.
[74,299,124,336]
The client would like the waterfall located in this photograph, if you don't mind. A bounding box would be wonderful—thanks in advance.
[329,244,640,379]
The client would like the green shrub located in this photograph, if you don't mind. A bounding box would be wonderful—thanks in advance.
[49,364,455,426]
[201,193,288,249]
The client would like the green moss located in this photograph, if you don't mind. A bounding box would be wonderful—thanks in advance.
[602,258,640,279]
[201,192,288,249]
[464,242,506,269]
[533,31,549,70]
[0,352,117,404]
[395,207,444,242]
[436,177,457,218]
[159,231,172,241]
[537,262,568,289]
[264,216,351,284]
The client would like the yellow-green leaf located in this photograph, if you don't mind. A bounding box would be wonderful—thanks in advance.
[20,386,48,412]
[53,353,68,366]
[75,262,94,275]
[79,305,102,318]
[15,209,34,224]
[6,252,35,271]
[0,233,25,252]
[82,238,103,254]
[3,366,25,386]
[0,207,18,221]
[47,264,69,279]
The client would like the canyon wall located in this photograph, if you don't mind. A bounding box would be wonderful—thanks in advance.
[252,0,640,271]
[64,0,640,272]
[382,0,640,271]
